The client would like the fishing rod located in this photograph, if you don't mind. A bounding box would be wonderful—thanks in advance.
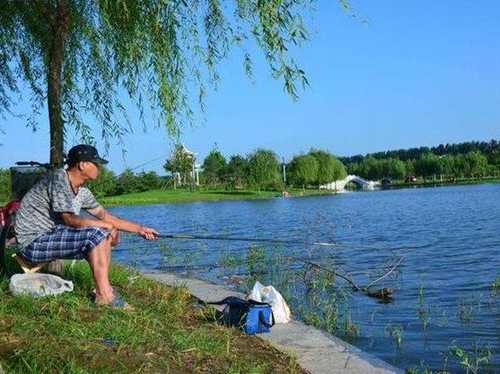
[155,233,425,252]
[158,233,336,247]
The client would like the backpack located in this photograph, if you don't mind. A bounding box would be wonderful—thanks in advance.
[208,296,275,335]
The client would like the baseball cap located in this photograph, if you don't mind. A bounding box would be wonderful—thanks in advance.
[67,144,108,165]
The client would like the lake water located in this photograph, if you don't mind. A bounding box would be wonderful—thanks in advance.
[110,184,500,372]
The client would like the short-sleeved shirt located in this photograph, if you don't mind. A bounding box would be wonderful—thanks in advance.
[15,169,101,249]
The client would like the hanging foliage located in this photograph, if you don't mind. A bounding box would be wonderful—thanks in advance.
[0,0,336,166]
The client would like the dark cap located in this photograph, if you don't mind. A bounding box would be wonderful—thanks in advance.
[67,144,108,166]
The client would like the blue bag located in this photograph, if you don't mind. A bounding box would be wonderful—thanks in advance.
[208,296,275,335]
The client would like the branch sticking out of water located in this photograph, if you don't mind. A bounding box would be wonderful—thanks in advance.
[304,261,361,291]
[303,257,405,302]
[365,257,404,290]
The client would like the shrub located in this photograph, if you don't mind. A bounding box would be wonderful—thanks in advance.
[0,168,11,201]
[86,167,118,198]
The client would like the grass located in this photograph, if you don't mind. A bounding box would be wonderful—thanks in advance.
[99,188,332,207]
[100,188,279,206]
[0,260,304,373]
[449,342,492,374]
[385,324,404,349]
[389,176,500,189]
[491,274,500,295]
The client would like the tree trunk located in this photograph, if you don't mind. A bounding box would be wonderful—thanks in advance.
[47,1,69,167]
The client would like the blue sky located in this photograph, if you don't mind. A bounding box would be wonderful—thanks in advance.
[1,1,499,174]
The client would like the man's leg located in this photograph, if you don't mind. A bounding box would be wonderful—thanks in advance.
[99,228,119,282]
[20,225,116,303]
[86,235,114,304]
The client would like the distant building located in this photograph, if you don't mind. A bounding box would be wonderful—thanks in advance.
[169,144,200,186]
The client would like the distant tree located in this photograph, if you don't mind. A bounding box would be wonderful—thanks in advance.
[437,155,457,178]
[486,163,498,176]
[357,157,383,180]
[488,151,500,176]
[488,150,500,167]
[405,159,416,176]
[226,155,249,188]
[247,149,280,190]
[86,167,117,198]
[137,171,162,190]
[331,157,347,181]
[163,144,194,188]
[415,153,441,179]
[464,151,488,178]
[308,149,332,184]
[345,161,358,175]
[452,154,467,178]
[434,143,446,156]
[382,158,406,179]
[342,139,500,170]
[308,149,347,185]
[288,154,318,188]
[116,169,142,194]
[202,146,226,186]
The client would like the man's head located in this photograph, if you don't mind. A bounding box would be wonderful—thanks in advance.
[66,144,108,180]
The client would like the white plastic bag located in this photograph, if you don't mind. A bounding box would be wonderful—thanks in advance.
[9,273,74,297]
[248,281,291,324]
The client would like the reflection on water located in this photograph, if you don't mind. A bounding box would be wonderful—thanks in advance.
[111,183,500,371]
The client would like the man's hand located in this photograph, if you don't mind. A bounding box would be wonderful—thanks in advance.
[138,226,159,240]
[110,227,120,246]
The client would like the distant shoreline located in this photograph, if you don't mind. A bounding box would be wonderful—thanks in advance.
[2,178,499,208]
[99,188,332,207]
[383,176,500,190]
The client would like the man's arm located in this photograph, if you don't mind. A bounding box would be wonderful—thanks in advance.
[60,212,114,231]
[87,206,158,240]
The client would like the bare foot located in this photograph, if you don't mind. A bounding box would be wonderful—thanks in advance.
[94,287,114,305]
[95,289,134,310]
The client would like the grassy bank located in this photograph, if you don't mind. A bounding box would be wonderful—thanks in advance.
[100,189,279,206]
[99,188,331,207]
[0,260,303,373]
[388,176,500,189]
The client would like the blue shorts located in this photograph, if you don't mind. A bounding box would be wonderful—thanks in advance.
[19,225,109,263]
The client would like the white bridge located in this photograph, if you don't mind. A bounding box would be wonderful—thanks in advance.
[320,175,379,192]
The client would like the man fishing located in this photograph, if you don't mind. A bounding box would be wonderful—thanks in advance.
[15,144,158,307]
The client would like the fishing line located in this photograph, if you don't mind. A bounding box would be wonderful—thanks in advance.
[158,233,336,247]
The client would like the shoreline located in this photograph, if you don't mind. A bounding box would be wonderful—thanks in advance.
[384,177,500,190]
[99,188,333,207]
[144,270,403,374]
